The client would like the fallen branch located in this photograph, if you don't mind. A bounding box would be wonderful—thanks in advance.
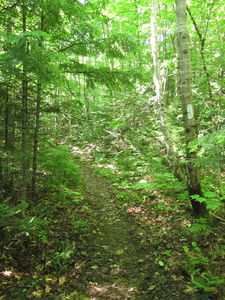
[210,212,225,223]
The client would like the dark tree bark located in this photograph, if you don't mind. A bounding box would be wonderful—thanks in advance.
[32,9,44,201]
[21,1,29,214]
[32,82,41,201]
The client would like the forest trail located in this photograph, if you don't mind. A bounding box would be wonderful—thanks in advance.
[76,161,157,299]
[2,156,222,300]
[73,157,217,300]
[72,162,186,300]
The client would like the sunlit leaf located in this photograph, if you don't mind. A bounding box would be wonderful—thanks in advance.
[148,285,156,291]
[91,265,99,269]
[59,276,66,286]
[45,285,51,294]
[158,260,164,267]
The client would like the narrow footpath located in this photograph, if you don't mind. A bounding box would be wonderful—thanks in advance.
[1,156,223,300]
[74,161,165,300]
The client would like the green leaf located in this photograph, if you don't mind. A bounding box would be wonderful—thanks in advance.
[182,246,189,253]
[205,191,217,198]
[158,260,164,267]
[207,200,223,211]
[191,241,197,248]
[192,196,206,203]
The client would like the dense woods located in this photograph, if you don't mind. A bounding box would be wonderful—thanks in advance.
[0,0,225,299]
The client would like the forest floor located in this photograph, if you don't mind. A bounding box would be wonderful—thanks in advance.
[70,158,225,300]
[1,147,225,299]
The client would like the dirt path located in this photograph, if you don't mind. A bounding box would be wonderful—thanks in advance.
[76,162,158,299]
[1,155,224,299]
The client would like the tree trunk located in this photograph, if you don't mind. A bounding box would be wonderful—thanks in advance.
[21,1,29,215]
[175,0,207,217]
[32,82,41,201]
[4,87,10,190]
[32,10,44,201]
[151,0,183,181]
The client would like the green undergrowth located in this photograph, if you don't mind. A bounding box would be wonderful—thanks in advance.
[78,140,225,217]
[38,142,82,187]
[1,141,225,299]
[92,146,181,188]
[70,142,225,298]
[0,143,89,299]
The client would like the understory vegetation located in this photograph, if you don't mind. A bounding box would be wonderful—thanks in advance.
[1,0,225,299]
[1,125,225,299]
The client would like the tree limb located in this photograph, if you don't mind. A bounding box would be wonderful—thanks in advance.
[0,0,21,13]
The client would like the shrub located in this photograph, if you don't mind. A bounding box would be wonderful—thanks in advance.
[38,143,81,187]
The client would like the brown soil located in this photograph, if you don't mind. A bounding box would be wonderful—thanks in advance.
[1,159,224,300]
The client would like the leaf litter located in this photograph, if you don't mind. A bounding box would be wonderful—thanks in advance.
[1,157,225,299]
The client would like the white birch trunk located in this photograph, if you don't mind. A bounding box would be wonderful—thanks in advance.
[151,0,183,180]
[175,0,207,216]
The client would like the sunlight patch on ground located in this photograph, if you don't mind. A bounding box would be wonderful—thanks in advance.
[87,282,137,299]
[71,144,98,159]
[95,163,117,170]
[0,270,29,278]
[127,206,143,213]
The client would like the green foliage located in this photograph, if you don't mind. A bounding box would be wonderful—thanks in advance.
[130,182,154,190]
[116,189,141,206]
[154,173,185,195]
[188,218,212,235]
[191,191,223,211]
[183,242,224,292]
[0,0,225,296]
[189,128,225,168]
[192,271,224,292]
[0,200,34,243]
[37,230,48,243]
[130,172,184,197]
[158,260,165,267]
[38,143,81,187]
[48,239,75,269]
[0,142,84,252]
[74,219,87,231]
[108,118,127,129]
[0,200,27,225]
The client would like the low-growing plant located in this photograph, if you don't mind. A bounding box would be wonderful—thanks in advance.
[154,172,185,196]
[192,270,224,293]
[191,191,224,212]
[0,200,39,252]
[182,242,224,293]
[74,219,87,231]
[38,143,81,187]
[188,218,212,235]
[116,190,131,206]
[47,239,76,270]
[38,230,48,243]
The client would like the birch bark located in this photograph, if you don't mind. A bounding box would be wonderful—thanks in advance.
[151,0,183,181]
[175,0,207,216]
